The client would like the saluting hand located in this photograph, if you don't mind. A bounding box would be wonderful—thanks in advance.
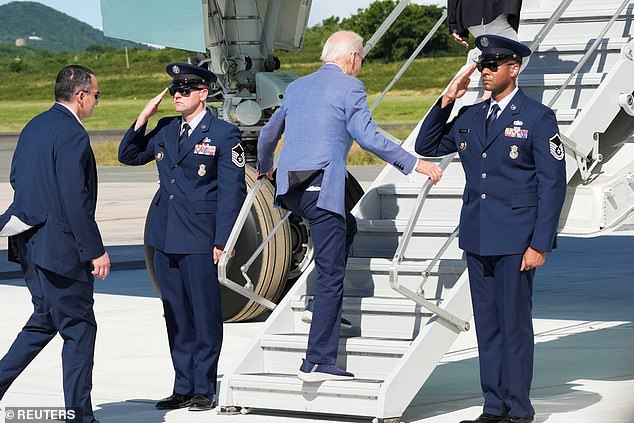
[415,159,443,184]
[91,251,110,280]
[442,63,477,108]
[134,87,169,131]
[521,247,545,271]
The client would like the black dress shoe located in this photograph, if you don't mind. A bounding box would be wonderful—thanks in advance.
[155,393,193,409]
[188,394,217,411]
[460,413,507,423]
[499,417,534,423]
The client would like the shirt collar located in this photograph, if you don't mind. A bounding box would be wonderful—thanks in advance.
[56,102,83,127]
[182,108,208,134]
[325,62,345,73]
[489,86,519,115]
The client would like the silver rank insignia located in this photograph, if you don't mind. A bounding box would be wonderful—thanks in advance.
[481,37,489,47]
[549,134,565,160]
[231,143,245,168]
[510,104,517,111]
[198,164,207,177]
[459,141,467,151]
[509,145,519,160]
[172,65,180,74]
[156,151,164,161]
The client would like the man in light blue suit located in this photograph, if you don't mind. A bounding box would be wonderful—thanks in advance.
[257,31,443,382]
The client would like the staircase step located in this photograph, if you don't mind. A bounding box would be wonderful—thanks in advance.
[290,295,437,340]
[343,257,466,298]
[352,219,462,259]
[225,374,382,416]
[521,5,633,21]
[260,333,412,379]
[466,73,606,112]
[366,184,463,220]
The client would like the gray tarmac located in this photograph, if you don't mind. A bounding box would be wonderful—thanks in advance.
[0,134,632,423]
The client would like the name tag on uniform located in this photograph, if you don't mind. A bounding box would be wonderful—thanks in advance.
[459,128,470,133]
[194,144,216,156]
[505,127,528,139]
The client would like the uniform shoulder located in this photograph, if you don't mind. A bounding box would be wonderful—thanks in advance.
[156,115,179,126]
[521,92,554,115]
[211,115,241,141]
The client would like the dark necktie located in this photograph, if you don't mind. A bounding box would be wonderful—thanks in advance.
[178,123,190,153]
[486,103,500,137]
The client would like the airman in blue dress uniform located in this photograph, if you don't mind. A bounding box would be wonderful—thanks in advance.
[415,35,567,423]
[118,63,246,411]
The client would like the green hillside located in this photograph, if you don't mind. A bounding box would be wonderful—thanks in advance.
[0,1,147,52]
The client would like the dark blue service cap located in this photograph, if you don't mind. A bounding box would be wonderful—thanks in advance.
[475,34,531,62]
[165,62,216,85]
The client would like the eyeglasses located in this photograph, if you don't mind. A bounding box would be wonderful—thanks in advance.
[169,86,205,96]
[79,90,101,100]
[476,61,514,72]
[353,51,366,67]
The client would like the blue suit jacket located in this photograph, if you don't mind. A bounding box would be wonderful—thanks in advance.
[118,109,246,254]
[415,89,566,255]
[257,63,417,217]
[1,103,104,280]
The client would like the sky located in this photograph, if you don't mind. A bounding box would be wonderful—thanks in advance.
[0,0,444,30]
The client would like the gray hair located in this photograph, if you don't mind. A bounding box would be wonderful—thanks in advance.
[320,31,363,63]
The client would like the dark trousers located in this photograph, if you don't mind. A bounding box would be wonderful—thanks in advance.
[0,232,97,423]
[279,179,357,365]
[466,252,536,418]
[154,249,223,397]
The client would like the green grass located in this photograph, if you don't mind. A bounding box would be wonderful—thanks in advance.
[0,94,434,166]
[0,94,437,132]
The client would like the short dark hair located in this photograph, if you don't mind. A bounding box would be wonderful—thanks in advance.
[54,65,95,102]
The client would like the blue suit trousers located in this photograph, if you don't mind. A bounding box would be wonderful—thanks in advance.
[279,174,357,365]
[0,231,97,423]
[466,252,536,418]
[154,250,223,397]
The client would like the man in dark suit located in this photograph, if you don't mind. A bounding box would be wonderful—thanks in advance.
[415,35,566,423]
[0,65,110,423]
[448,0,522,47]
[257,31,443,382]
[119,63,246,411]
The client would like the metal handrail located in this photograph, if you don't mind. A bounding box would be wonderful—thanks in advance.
[528,0,574,53]
[388,153,470,332]
[363,0,412,58]
[370,10,447,112]
[417,226,459,296]
[239,210,291,291]
[218,178,277,311]
[548,0,631,108]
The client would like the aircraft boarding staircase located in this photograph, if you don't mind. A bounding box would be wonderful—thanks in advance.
[218,1,634,421]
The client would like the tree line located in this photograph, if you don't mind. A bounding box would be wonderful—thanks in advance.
[278,0,468,63]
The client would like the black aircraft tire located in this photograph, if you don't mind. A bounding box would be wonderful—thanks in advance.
[143,165,292,322]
